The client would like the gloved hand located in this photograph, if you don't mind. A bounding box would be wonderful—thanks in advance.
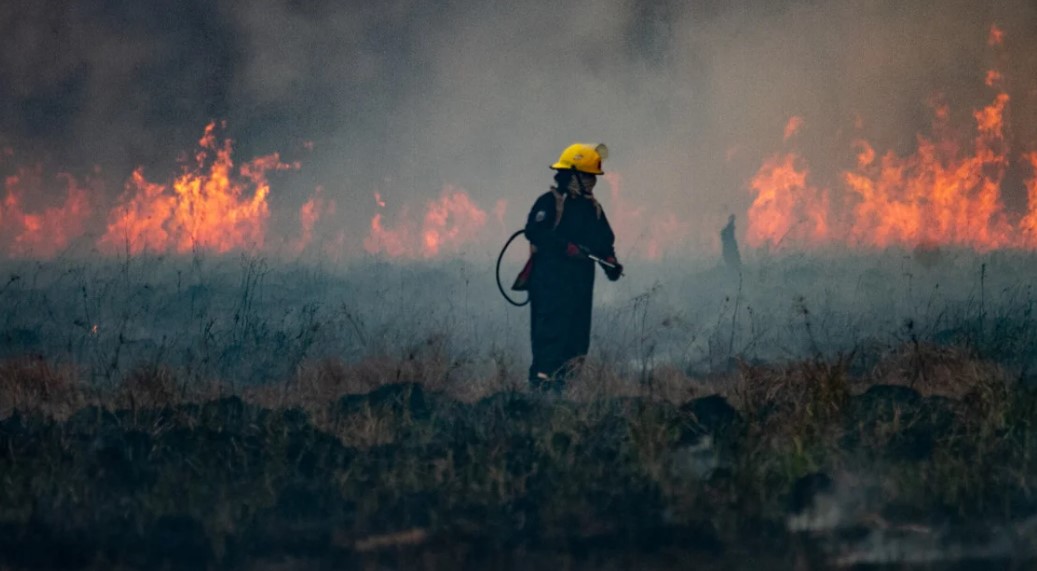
[565,242,586,258]
[603,256,623,281]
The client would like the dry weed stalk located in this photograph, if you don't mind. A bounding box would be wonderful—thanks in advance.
[0,357,84,418]
[868,342,1008,399]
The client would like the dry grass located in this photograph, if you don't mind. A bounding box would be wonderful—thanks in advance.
[867,342,1008,399]
[0,339,1013,424]
[0,357,84,419]
[0,339,1032,570]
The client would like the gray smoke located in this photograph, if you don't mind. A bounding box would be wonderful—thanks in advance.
[2,0,1037,256]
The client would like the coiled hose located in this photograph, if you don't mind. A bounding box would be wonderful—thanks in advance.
[496,229,529,307]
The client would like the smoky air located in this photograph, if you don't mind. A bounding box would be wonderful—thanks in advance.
[2,1,1037,569]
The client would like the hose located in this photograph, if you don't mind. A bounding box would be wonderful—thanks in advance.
[496,229,530,307]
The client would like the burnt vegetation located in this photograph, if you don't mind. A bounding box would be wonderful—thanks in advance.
[2,251,1037,569]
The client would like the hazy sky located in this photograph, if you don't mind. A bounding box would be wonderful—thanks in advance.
[2,0,1036,256]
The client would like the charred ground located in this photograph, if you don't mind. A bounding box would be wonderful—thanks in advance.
[1,252,1037,569]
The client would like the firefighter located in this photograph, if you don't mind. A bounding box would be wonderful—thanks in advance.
[524,143,623,392]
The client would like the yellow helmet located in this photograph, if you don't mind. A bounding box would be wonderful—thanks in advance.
[550,143,609,175]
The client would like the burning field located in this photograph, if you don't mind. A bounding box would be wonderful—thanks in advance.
[747,25,1037,253]
[5,1,1037,570]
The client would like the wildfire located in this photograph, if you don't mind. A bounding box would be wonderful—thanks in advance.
[1020,153,1037,242]
[0,124,567,262]
[748,91,1021,251]
[364,186,492,258]
[988,24,1004,47]
[745,26,1037,253]
[290,185,334,255]
[747,154,829,249]
[100,122,298,255]
[783,117,804,142]
[1,167,93,258]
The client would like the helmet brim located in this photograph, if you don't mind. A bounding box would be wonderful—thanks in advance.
[549,163,604,175]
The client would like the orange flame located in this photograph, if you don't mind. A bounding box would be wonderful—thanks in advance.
[422,188,488,255]
[364,186,489,258]
[1,167,93,258]
[744,26,1030,253]
[1019,153,1037,244]
[290,185,334,255]
[100,122,297,255]
[746,154,829,249]
[783,116,804,142]
[747,87,1023,251]
[989,24,1004,47]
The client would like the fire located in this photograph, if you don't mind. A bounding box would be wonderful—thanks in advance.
[290,185,334,255]
[783,117,804,141]
[365,192,409,257]
[2,123,514,262]
[988,24,1004,47]
[746,154,829,249]
[364,186,490,258]
[1019,153,1037,243]
[1,167,93,258]
[748,91,1017,251]
[422,188,488,255]
[100,122,298,255]
[745,27,1037,253]
[845,92,1011,250]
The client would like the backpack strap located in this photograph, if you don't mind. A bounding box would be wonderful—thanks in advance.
[551,187,567,229]
[529,189,565,256]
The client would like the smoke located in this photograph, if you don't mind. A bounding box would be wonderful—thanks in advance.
[3,0,1037,257]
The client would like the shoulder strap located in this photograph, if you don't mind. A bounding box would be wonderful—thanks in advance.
[551,188,566,229]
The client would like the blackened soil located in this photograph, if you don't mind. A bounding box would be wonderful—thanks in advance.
[1,383,1034,570]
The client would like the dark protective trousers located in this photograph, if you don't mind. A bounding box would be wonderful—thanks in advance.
[528,257,595,381]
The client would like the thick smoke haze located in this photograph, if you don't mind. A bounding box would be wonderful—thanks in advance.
[2,0,1037,257]
[6,7,1037,567]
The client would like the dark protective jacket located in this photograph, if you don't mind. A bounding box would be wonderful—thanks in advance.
[525,189,616,379]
